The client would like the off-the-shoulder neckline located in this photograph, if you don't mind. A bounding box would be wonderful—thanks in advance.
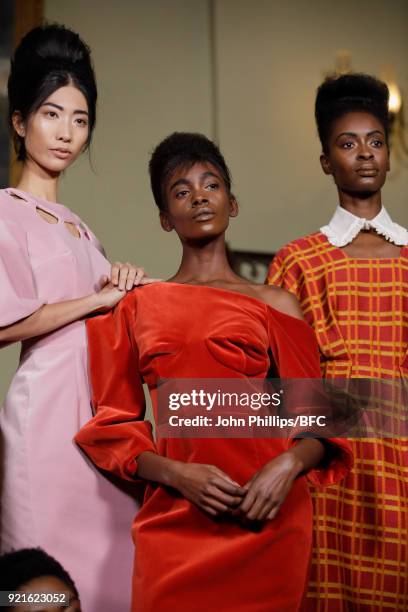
[138,281,307,326]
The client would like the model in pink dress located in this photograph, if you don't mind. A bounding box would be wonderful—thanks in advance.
[0,188,138,611]
[0,23,151,612]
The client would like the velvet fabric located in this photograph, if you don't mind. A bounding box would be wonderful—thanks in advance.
[76,283,353,612]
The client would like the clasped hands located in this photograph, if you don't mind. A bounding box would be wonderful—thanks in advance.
[175,451,303,522]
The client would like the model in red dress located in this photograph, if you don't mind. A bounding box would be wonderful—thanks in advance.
[75,133,352,611]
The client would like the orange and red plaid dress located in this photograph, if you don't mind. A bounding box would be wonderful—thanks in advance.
[268,231,408,611]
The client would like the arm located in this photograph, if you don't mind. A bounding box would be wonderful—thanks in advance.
[0,266,157,346]
[0,282,122,344]
[239,309,353,521]
[75,300,243,515]
[238,438,325,521]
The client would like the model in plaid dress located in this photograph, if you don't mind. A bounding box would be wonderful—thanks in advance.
[268,74,408,610]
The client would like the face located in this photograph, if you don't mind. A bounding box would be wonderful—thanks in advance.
[160,162,238,241]
[13,575,81,612]
[13,84,89,174]
[320,111,389,194]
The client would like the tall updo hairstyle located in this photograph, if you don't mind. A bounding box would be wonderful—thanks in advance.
[315,73,390,154]
[8,24,97,161]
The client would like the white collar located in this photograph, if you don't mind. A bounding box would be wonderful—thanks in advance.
[320,205,408,247]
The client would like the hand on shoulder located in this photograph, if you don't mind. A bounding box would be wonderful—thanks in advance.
[257,285,304,320]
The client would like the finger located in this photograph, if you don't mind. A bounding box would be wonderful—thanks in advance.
[267,504,282,521]
[126,266,137,291]
[213,477,245,496]
[133,268,145,287]
[118,265,129,291]
[238,487,257,514]
[110,263,120,286]
[211,467,242,488]
[99,275,109,288]
[140,277,163,285]
[207,487,244,507]
[201,504,218,516]
[257,501,279,521]
[201,498,230,514]
[246,495,270,521]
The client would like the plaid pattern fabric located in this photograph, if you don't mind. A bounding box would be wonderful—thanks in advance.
[268,232,408,611]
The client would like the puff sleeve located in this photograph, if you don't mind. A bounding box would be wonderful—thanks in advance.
[75,294,157,480]
[266,246,303,296]
[267,307,353,486]
[0,219,44,329]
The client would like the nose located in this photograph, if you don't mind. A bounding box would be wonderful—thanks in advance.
[357,143,374,160]
[192,190,208,206]
[57,118,73,143]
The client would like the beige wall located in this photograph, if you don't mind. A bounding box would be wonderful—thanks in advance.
[1,0,408,401]
[214,0,408,251]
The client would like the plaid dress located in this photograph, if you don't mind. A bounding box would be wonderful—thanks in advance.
[268,231,408,611]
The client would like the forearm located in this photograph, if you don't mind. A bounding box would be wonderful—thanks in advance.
[286,438,325,475]
[0,292,105,344]
[136,451,182,487]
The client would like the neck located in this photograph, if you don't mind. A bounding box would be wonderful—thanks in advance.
[170,234,239,284]
[16,158,60,203]
[338,189,382,220]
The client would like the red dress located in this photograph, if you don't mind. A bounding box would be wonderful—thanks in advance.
[75,283,352,612]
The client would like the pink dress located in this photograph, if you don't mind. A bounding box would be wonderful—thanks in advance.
[0,188,136,612]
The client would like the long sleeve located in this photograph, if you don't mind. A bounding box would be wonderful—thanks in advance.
[0,219,44,329]
[267,307,353,486]
[75,294,157,481]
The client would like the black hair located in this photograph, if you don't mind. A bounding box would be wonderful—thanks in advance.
[315,73,390,153]
[8,23,97,161]
[0,548,79,598]
[149,132,232,211]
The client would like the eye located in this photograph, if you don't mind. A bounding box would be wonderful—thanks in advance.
[371,139,383,147]
[45,110,58,119]
[75,118,88,126]
[175,189,189,198]
[205,182,219,190]
[340,141,354,149]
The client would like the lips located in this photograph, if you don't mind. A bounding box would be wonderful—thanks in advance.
[356,166,378,176]
[193,208,215,221]
[50,149,72,159]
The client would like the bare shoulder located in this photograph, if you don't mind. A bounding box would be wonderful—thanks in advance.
[254,285,304,320]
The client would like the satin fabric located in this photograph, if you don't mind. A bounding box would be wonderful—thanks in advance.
[76,283,352,612]
[0,189,137,612]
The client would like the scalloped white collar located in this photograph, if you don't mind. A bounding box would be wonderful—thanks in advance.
[320,205,408,247]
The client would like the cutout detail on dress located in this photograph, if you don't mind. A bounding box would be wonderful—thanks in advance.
[35,207,59,224]
[64,221,81,238]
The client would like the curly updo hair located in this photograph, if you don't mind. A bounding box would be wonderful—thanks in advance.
[149,132,233,211]
[8,23,97,160]
[315,73,390,153]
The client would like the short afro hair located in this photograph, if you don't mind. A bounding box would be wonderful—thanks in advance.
[0,548,79,597]
[315,73,390,153]
[149,132,232,211]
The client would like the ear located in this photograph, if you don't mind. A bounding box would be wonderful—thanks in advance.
[12,111,26,138]
[320,153,332,176]
[229,195,239,218]
[159,210,174,232]
[386,147,391,172]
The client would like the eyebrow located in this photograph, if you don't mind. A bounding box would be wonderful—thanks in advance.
[169,171,220,191]
[335,129,384,141]
[41,102,89,116]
